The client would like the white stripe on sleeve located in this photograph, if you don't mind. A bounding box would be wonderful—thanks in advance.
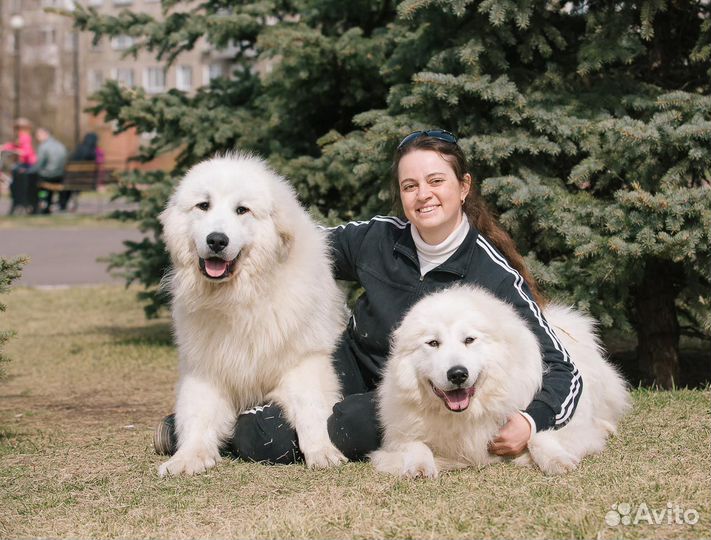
[476,236,581,425]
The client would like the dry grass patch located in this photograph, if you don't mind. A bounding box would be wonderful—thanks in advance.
[0,285,709,539]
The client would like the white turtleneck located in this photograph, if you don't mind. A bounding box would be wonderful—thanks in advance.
[411,214,470,276]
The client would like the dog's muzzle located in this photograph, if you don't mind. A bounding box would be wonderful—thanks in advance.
[429,380,476,412]
[198,254,240,280]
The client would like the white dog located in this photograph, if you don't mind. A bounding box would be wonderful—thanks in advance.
[157,153,347,476]
[370,285,631,477]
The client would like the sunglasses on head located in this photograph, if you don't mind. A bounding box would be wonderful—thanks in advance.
[396,129,458,151]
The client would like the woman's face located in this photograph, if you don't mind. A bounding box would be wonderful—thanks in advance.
[398,149,471,244]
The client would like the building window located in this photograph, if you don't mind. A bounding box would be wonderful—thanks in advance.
[111,35,134,51]
[88,69,104,92]
[63,72,75,95]
[203,63,223,84]
[113,68,134,87]
[143,67,165,93]
[175,65,192,91]
[64,31,77,51]
[41,27,57,46]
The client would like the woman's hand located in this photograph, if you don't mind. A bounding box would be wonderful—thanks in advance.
[488,411,531,456]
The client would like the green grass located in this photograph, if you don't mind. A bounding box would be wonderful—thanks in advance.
[0,286,709,539]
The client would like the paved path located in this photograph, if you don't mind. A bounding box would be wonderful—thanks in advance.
[0,226,145,287]
[0,194,145,287]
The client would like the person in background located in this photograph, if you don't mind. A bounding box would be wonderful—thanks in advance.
[63,132,100,211]
[71,132,99,161]
[1,117,38,214]
[33,127,68,214]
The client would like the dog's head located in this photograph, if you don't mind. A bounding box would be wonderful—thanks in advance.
[388,285,542,415]
[160,153,298,283]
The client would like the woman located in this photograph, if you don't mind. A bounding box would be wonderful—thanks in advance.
[1,117,38,214]
[154,130,581,462]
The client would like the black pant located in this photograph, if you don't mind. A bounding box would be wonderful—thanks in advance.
[9,165,38,214]
[229,392,380,463]
[39,175,64,212]
[234,334,382,463]
[169,334,383,463]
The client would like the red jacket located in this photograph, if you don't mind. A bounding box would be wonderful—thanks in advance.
[1,132,37,166]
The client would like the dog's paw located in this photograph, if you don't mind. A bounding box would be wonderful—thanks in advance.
[511,452,534,468]
[370,443,438,479]
[402,451,438,479]
[527,433,580,476]
[532,451,579,476]
[157,449,220,477]
[302,442,348,469]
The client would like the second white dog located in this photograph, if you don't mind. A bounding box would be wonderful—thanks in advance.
[371,284,631,477]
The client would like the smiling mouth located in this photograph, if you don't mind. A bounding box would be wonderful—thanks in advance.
[417,205,440,215]
[198,254,240,280]
[429,380,476,412]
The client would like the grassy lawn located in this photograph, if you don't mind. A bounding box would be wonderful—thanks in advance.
[1,286,708,539]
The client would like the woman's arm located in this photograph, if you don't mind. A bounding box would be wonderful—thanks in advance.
[323,220,373,282]
[494,273,583,432]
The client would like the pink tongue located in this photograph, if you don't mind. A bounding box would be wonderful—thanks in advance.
[205,258,228,277]
[443,389,470,411]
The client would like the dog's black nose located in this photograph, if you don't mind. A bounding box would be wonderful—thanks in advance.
[447,365,469,386]
[206,232,229,253]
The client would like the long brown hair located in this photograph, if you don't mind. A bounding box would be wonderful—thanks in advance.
[392,135,546,306]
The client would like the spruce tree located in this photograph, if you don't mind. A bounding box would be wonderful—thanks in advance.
[0,257,26,381]
[319,0,710,388]
[70,0,710,387]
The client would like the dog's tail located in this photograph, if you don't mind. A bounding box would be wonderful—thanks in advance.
[544,304,632,428]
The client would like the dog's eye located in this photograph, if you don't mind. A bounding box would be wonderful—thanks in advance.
[426,340,439,348]
[235,206,250,215]
[195,202,209,211]
[464,337,476,345]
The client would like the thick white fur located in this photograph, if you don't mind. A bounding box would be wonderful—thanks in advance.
[371,284,631,477]
[157,153,347,476]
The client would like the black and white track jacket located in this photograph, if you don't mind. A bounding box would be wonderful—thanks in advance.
[327,215,582,432]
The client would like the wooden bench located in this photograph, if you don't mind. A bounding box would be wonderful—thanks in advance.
[38,161,108,193]
[36,161,123,212]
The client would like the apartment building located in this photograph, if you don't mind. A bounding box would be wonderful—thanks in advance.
[0,0,234,167]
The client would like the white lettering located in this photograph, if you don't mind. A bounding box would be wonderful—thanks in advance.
[634,503,654,525]
[651,506,666,525]
[674,505,685,525]
[684,509,699,525]
[608,502,699,528]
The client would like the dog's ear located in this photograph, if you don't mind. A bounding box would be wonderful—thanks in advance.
[158,200,175,251]
[158,203,172,230]
[277,226,294,263]
[392,353,418,393]
[272,207,295,262]
[158,196,193,267]
[389,332,419,394]
[388,322,423,393]
[270,180,299,262]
